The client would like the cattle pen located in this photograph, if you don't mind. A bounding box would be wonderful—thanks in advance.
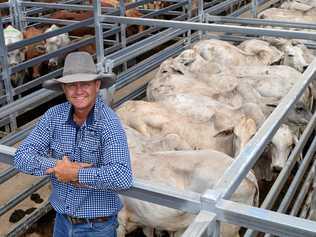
[1,0,316,236]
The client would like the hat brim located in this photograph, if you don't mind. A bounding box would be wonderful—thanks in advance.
[43,73,116,91]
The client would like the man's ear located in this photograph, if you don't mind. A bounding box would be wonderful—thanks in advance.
[96,80,101,90]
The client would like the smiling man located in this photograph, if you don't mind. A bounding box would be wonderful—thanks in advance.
[13,52,133,237]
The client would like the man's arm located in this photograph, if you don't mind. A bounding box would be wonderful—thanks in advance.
[14,111,57,176]
[77,118,133,191]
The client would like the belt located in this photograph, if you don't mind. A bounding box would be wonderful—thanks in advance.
[64,215,110,225]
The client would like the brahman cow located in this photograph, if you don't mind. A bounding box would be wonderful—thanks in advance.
[117,100,258,157]
[258,8,316,23]
[118,149,259,237]
[192,39,283,67]
[281,0,316,12]
[239,39,315,73]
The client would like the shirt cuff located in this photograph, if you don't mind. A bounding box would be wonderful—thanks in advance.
[39,157,57,173]
[78,168,99,186]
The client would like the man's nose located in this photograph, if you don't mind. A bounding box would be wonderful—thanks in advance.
[74,83,85,91]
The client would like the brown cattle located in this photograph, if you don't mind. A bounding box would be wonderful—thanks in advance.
[49,10,94,36]
[23,26,46,79]
[50,7,144,36]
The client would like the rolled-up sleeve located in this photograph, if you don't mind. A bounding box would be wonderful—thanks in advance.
[14,111,56,176]
[78,117,133,190]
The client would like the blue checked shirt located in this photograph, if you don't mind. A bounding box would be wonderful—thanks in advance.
[14,96,133,218]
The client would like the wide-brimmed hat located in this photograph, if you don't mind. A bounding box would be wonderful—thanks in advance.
[43,52,116,91]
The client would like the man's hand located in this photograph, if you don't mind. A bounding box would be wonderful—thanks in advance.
[46,156,93,182]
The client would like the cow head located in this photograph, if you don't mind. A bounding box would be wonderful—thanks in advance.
[233,117,257,156]
[266,99,311,127]
[283,44,315,72]
[269,124,296,171]
[4,25,25,66]
[45,25,70,68]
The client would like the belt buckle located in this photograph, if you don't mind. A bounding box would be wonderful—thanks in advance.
[66,215,86,225]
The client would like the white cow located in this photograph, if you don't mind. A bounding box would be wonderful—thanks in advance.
[3,25,26,89]
[229,65,312,126]
[258,8,316,23]
[4,25,25,66]
[45,24,70,68]
[281,0,316,12]
[192,39,283,67]
[238,38,316,73]
[118,149,259,237]
[124,125,192,154]
[117,100,258,157]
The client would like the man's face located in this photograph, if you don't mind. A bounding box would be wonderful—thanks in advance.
[62,80,101,112]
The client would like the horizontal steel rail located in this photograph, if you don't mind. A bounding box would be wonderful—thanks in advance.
[21,1,115,12]
[6,200,52,237]
[216,199,316,237]
[0,167,17,185]
[0,177,49,216]
[0,89,62,128]
[99,16,316,41]
[206,15,316,30]
[7,18,94,51]
[24,0,88,16]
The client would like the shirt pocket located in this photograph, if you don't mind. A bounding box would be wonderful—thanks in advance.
[50,142,73,160]
[80,137,101,166]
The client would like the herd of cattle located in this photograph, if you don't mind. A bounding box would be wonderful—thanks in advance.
[111,0,316,236]
[2,0,316,236]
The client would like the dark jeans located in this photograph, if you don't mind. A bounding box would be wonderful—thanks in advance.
[53,212,118,237]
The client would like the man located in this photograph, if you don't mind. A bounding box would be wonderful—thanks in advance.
[14,52,133,237]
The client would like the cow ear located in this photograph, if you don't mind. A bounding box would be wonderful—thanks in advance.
[213,127,234,137]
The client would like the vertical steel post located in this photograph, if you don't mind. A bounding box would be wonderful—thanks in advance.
[93,0,105,73]
[198,0,204,39]
[93,0,116,105]
[119,0,127,71]
[9,0,18,28]
[16,0,26,30]
[185,0,192,46]
[0,18,17,131]
[252,0,257,18]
